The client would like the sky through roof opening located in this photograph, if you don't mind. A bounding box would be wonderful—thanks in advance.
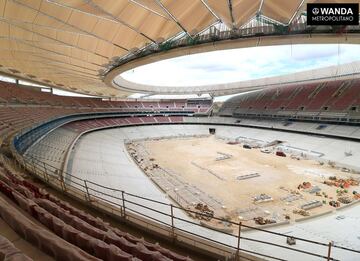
[121,44,360,87]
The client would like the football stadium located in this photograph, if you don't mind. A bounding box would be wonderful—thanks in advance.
[1,1,360,261]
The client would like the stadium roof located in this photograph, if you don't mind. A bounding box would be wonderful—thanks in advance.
[1,0,360,97]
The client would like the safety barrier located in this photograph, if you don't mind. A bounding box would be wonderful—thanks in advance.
[105,20,360,76]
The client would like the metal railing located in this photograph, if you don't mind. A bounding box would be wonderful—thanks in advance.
[12,111,196,155]
[103,20,360,76]
[7,148,360,261]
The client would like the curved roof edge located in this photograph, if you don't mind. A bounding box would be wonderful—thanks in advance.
[105,33,360,96]
[118,59,360,97]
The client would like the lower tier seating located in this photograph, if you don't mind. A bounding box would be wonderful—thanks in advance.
[0,158,191,261]
[0,234,32,261]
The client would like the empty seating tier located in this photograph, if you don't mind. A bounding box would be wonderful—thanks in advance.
[0,81,211,143]
[0,159,192,261]
[219,78,360,121]
[0,81,211,113]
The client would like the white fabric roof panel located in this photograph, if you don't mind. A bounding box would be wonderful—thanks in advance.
[0,0,358,97]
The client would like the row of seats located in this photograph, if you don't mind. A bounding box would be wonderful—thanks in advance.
[0,158,191,261]
[0,80,210,142]
[65,116,184,133]
[24,116,185,175]
[24,128,79,171]
[0,107,184,143]
[0,188,100,261]
[220,79,360,116]
[0,107,93,142]
[0,234,32,261]
[0,81,212,113]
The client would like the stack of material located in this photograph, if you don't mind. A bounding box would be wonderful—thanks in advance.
[324,177,359,188]
[236,173,260,181]
[194,203,214,221]
[253,217,276,225]
[338,197,352,204]
[253,194,273,203]
[304,186,321,194]
[281,193,303,203]
[329,200,341,207]
[293,209,310,216]
[297,182,312,190]
[301,200,322,210]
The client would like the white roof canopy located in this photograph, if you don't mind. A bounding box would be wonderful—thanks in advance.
[1,0,359,97]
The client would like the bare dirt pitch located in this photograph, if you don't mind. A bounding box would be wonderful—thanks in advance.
[127,136,360,232]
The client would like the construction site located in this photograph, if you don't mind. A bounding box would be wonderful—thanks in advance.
[126,135,360,233]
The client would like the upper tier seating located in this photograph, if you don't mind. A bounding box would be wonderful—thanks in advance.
[283,83,319,110]
[0,158,191,261]
[219,79,360,120]
[331,79,360,110]
[0,81,211,113]
[306,81,343,110]
[0,81,211,142]
[0,107,88,142]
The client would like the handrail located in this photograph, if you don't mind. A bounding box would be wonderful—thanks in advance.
[8,151,360,261]
[104,21,360,77]
[12,111,195,155]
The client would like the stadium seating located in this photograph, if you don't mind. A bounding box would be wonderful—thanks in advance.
[306,81,342,110]
[0,107,85,143]
[0,81,211,113]
[154,116,170,123]
[169,116,184,123]
[0,81,211,143]
[0,81,198,260]
[140,117,157,123]
[63,116,184,134]
[0,234,33,260]
[0,159,191,261]
[285,83,319,110]
[331,80,360,110]
[220,79,360,121]
[2,77,360,261]
[23,116,184,171]
[126,117,143,124]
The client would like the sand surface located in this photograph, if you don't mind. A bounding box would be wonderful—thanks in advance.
[127,136,360,228]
